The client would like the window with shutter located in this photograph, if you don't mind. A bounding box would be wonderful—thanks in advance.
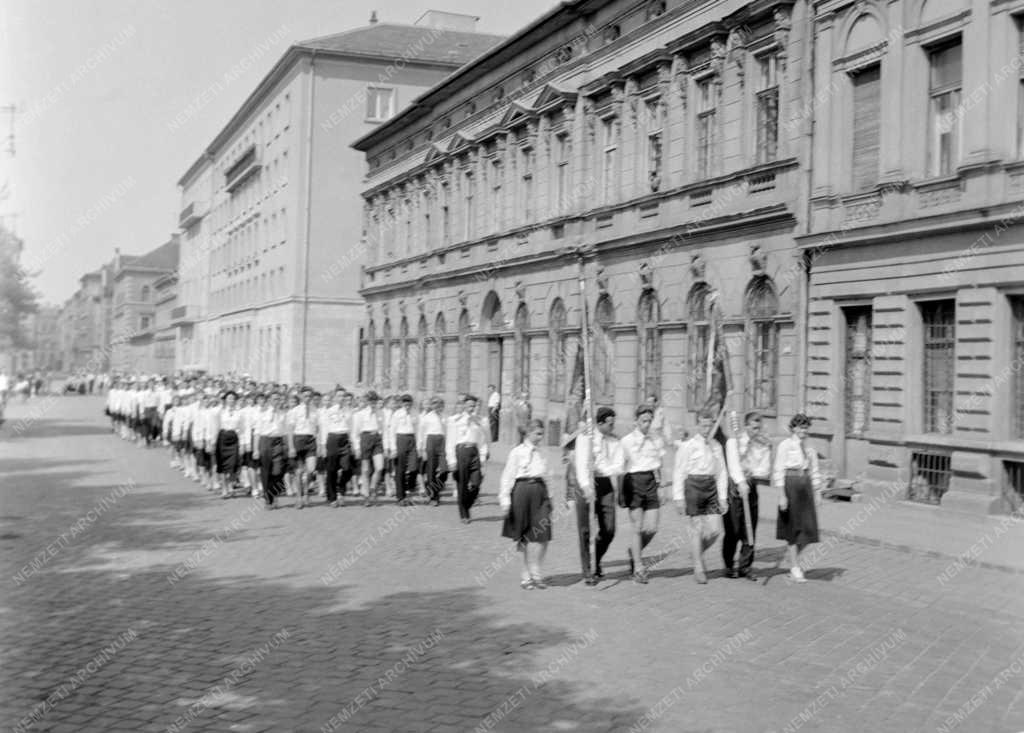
[844,307,872,434]
[851,65,881,192]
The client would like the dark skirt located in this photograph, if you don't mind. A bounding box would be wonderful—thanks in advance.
[776,470,819,545]
[502,478,552,543]
[215,430,241,473]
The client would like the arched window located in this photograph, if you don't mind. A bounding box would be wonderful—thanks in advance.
[514,303,530,394]
[548,298,568,401]
[398,316,410,390]
[637,289,661,403]
[481,291,504,331]
[687,283,711,409]
[417,314,429,393]
[140,285,150,302]
[593,295,615,405]
[745,276,780,410]
[434,312,447,393]
[382,318,392,389]
[458,309,471,390]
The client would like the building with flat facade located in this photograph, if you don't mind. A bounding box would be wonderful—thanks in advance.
[58,265,113,375]
[110,238,180,373]
[354,0,809,444]
[801,0,1024,513]
[175,11,505,387]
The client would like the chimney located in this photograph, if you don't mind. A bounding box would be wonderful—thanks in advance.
[414,10,479,32]
[369,10,378,24]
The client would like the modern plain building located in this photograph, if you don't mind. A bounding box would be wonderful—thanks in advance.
[354,0,809,443]
[801,0,1024,513]
[175,11,505,387]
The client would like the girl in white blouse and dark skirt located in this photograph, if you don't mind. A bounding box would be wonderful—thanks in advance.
[499,420,552,590]
[773,413,823,583]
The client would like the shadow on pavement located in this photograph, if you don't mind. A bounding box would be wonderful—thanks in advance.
[1,470,649,732]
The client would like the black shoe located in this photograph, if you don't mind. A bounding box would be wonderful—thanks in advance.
[726,568,739,579]
[584,575,598,586]
[431,499,440,507]
[593,566,604,579]
[627,549,635,576]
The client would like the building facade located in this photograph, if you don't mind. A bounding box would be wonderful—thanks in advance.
[110,238,180,373]
[175,12,504,387]
[58,265,113,375]
[354,0,809,444]
[801,0,1024,513]
[152,271,178,375]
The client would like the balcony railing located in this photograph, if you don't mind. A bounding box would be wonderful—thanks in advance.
[179,202,202,229]
[224,145,260,193]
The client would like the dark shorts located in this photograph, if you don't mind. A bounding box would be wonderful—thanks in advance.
[501,478,552,543]
[293,434,317,462]
[684,475,720,516]
[623,472,660,510]
[360,431,383,458]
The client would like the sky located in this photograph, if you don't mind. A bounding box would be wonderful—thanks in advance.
[0,0,557,305]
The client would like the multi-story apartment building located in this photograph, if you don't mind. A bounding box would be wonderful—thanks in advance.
[110,238,180,373]
[801,0,1024,513]
[176,12,504,386]
[354,0,809,443]
[152,271,178,375]
[174,156,215,372]
[58,265,113,374]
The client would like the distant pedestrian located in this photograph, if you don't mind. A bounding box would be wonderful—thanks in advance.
[513,390,532,441]
[487,384,500,442]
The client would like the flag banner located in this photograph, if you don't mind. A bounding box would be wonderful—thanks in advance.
[564,343,585,429]
[702,291,730,444]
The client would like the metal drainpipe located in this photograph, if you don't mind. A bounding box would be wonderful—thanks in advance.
[799,3,816,417]
[300,51,317,384]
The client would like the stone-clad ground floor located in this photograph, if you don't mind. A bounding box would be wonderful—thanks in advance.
[2,397,1023,732]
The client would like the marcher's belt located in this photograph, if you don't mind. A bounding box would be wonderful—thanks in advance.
[627,470,656,477]
[456,443,478,449]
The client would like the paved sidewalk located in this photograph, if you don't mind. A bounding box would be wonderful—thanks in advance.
[491,442,1024,574]
[2,397,1023,733]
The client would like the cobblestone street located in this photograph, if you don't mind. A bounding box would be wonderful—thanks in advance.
[2,397,1024,733]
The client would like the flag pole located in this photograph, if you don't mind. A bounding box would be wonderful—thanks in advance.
[577,255,595,433]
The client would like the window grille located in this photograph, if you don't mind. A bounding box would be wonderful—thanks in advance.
[908,451,950,504]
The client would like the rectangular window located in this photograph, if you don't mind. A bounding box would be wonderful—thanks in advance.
[441,186,451,246]
[844,306,872,435]
[463,171,475,240]
[755,54,779,164]
[422,193,432,250]
[555,133,569,215]
[928,41,962,177]
[851,65,881,191]
[1018,20,1024,158]
[921,299,956,434]
[490,160,503,231]
[520,147,534,223]
[748,322,778,410]
[645,98,663,188]
[1013,298,1024,438]
[366,87,395,122]
[601,118,618,205]
[696,77,718,179]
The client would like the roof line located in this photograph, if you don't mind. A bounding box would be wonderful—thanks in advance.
[177,42,472,188]
[351,0,591,152]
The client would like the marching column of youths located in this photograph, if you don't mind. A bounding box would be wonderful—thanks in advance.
[104,375,823,588]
